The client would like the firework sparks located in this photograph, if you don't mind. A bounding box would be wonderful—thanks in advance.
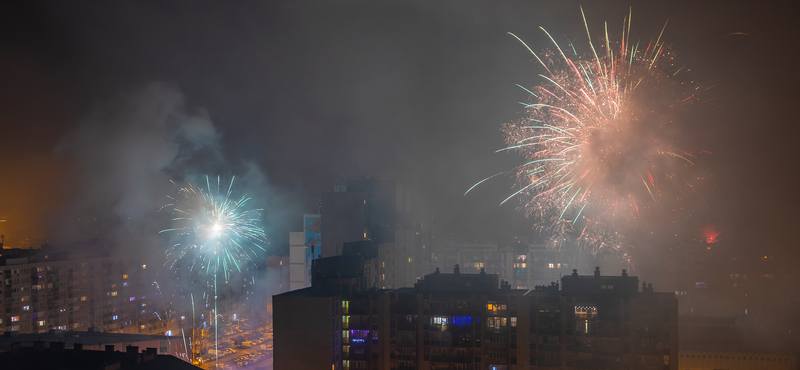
[161,175,266,366]
[161,175,267,280]
[702,223,721,244]
[472,8,705,264]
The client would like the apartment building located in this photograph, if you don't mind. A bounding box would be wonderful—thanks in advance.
[0,248,159,335]
[274,255,678,370]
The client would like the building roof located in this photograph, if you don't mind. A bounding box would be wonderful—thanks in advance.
[0,346,200,370]
[0,330,178,352]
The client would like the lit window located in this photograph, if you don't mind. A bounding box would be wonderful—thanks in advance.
[111,291,118,296]
[342,316,349,329]
[510,317,517,327]
[141,265,146,270]
[113,315,118,320]
[557,263,561,268]
[122,274,128,279]
[130,297,135,302]
[486,317,507,331]
[342,331,349,342]
[81,296,87,301]
[548,263,554,268]
[22,306,29,311]
[11,316,19,322]
[38,320,45,326]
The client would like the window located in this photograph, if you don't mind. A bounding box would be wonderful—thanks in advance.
[111,291,118,296]
[38,320,45,326]
[486,317,507,331]
[122,274,128,279]
[22,306,29,311]
[575,306,597,319]
[81,296,87,301]
[342,316,350,329]
[342,301,349,314]
[487,302,506,314]
[511,317,517,327]
[549,263,554,268]
[113,315,118,320]
[11,316,19,322]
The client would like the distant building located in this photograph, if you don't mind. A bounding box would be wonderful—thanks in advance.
[320,177,428,289]
[678,316,796,370]
[0,248,159,335]
[431,241,591,292]
[274,256,678,370]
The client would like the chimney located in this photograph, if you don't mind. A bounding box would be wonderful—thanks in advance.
[594,266,600,278]
[454,264,460,275]
[480,267,486,275]
[126,345,139,355]
[642,281,647,292]
[74,343,84,353]
[572,269,578,277]
[145,347,158,355]
[106,344,115,352]
[622,269,628,277]
[50,341,65,352]
[434,267,440,275]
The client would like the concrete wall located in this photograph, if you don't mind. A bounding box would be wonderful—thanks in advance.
[274,294,333,369]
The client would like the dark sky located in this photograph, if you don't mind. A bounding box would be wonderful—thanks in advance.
[1,1,798,260]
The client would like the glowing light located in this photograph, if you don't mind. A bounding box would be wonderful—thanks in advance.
[702,223,721,243]
[470,8,707,267]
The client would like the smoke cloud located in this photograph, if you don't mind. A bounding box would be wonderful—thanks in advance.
[55,82,297,262]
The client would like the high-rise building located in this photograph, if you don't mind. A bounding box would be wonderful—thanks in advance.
[320,177,425,289]
[0,247,158,335]
[274,256,678,370]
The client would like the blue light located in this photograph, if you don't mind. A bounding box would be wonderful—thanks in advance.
[451,316,472,326]
[352,338,365,343]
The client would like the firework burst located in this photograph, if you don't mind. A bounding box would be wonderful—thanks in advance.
[471,8,705,265]
[161,175,266,279]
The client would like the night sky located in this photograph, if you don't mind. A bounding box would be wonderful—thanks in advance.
[1,1,798,263]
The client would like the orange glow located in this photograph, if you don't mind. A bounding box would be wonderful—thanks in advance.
[702,223,721,243]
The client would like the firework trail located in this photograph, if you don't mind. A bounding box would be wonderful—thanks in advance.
[161,175,266,365]
[470,8,705,265]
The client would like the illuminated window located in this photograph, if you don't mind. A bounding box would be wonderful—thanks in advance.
[431,316,448,330]
[122,275,128,279]
[130,297,135,302]
[343,345,350,356]
[81,296,87,301]
[557,263,561,268]
[111,291,118,296]
[408,258,412,263]
[343,360,350,370]
[22,306,29,311]
[11,316,19,322]
[510,317,517,327]
[342,316,350,329]
[38,320,45,326]
[486,302,506,314]
[342,331,349,342]
[141,265,146,270]
[574,305,597,319]
[548,263,554,268]
[342,301,349,314]
[486,317,507,331]
[113,315,118,320]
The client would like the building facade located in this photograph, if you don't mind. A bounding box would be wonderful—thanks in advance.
[1,248,159,335]
[274,257,678,370]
